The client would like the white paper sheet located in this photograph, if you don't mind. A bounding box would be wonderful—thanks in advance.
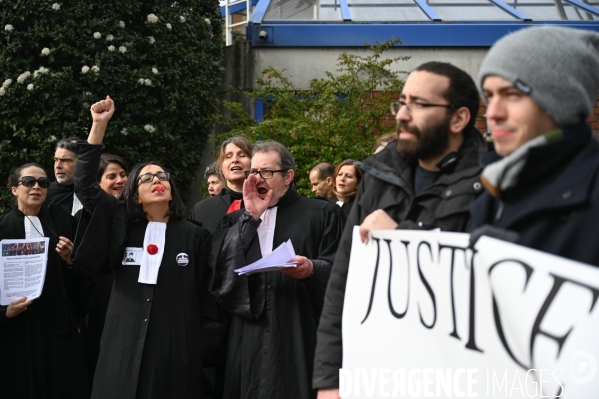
[234,239,297,275]
[0,238,50,306]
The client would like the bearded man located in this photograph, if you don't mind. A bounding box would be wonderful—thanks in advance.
[313,61,489,398]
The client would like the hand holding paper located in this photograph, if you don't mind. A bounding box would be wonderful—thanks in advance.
[234,239,298,275]
[281,255,314,279]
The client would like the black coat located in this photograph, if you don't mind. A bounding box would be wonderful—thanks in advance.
[210,186,345,399]
[187,188,244,234]
[74,143,214,399]
[334,195,356,219]
[470,122,599,266]
[46,181,75,211]
[313,128,488,389]
[0,206,90,399]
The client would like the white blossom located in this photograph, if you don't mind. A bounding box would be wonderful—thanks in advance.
[205,18,211,25]
[52,3,60,10]
[180,16,185,22]
[17,71,31,83]
[81,65,90,74]
[108,45,115,52]
[144,79,152,86]
[83,102,90,108]
[0,87,5,96]
[152,68,158,75]
[119,46,127,54]
[147,14,158,23]
[144,124,155,133]
[33,67,49,78]
[49,135,57,142]
[121,128,128,136]
[27,83,34,91]
[3,79,12,88]
[41,47,51,56]
[83,91,92,96]
[166,23,172,30]
[148,36,155,44]
[91,65,100,73]
[4,24,13,32]
[106,34,114,41]
[138,78,145,84]
[93,32,101,39]
[119,21,125,28]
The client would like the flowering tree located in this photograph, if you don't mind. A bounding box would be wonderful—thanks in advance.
[0,0,222,212]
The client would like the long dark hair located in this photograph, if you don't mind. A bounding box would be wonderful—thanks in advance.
[120,161,185,222]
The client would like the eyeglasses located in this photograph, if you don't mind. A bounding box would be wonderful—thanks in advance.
[138,171,170,184]
[390,101,457,115]
[244,169,287,179]
[17,176,51,188]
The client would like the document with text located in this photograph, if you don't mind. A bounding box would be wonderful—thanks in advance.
[0,238,49,306]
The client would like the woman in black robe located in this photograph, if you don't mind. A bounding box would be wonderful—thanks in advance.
[83,153,128,382]
[333,160,364,218]
[0,163,90,399]
[73,97,214,399]
[187,137,253,234]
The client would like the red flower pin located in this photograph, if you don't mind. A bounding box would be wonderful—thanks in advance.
[147,244,159,255]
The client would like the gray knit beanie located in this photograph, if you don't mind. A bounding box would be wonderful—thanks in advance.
[479,26,599,126]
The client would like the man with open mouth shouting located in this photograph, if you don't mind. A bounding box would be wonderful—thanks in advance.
[210,140,345,399]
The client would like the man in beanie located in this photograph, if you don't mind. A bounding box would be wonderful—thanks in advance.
[471,25,599,265]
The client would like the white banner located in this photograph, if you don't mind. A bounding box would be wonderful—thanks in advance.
[342,228,599,398]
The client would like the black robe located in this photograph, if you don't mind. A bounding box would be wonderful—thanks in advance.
[73,142,214,399]
[334,194,356,219]
[0,206,90,399]
[210,186,345,399]
[46,181,75,211]
[187,187,244,234]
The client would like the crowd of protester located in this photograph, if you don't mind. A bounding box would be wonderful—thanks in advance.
[0,25,598,399]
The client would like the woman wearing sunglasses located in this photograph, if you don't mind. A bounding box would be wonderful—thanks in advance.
[72,96,213,399]
[0,164,90,398]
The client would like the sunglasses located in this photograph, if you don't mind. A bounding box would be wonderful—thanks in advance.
[17,176,51,188]
[138,171,170,184]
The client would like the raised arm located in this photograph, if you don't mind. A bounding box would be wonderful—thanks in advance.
[75,97,115,211]
[88,96,115,145]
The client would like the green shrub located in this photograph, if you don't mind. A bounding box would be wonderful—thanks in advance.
[0,0,223,212]
[218,40,407,197]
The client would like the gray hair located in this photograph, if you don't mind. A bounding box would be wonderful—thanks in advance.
[55,136,82,154]
[252,140,295,173]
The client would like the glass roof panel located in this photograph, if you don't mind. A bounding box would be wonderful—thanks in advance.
[516,3,597,20]
[431,3,518,20]
[347,0,415,4]
[264,0,343,21]
[349,5,431,21]
[261,0,599,21]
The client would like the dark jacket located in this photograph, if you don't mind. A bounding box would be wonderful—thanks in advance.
[312,127,488,389]
[187,188,243,234]
[335,195,356,219]
[470,122,599,266]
